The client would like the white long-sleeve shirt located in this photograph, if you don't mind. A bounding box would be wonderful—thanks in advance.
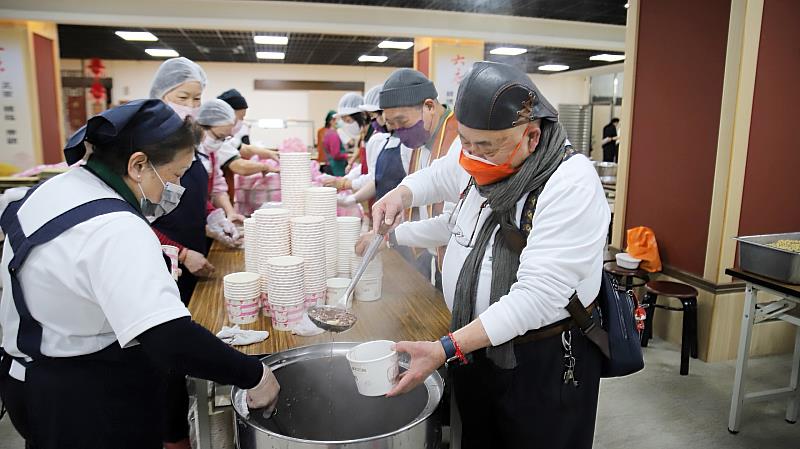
[397,147,610,346]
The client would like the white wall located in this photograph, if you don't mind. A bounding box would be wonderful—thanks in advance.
[529,73,591,108]
[62,59,394,147]
[61,58,590,147]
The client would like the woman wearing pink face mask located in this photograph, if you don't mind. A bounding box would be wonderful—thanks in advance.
[148,57,217,449]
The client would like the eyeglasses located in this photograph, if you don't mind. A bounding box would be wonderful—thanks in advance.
[448,180,487,248]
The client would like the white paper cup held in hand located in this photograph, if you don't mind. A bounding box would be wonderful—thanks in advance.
[346,340,399,396]
[162,245,179,280]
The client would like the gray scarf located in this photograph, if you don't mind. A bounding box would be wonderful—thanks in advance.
[451,120,568,369]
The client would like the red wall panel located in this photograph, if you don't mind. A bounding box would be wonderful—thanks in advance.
[738,0,800,236]
[625,0,731,275]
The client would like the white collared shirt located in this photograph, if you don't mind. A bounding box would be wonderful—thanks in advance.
[397,146,610,346]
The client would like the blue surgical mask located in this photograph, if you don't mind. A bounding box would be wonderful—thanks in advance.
[139,162,185,221]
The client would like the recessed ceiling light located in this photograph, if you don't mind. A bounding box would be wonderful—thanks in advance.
[378,40,414,50]
[538,64,570,72]
[359,55,388,63]
[254,35,288,45]
[257,51,286,60]
[145,48,179,57]
[490,47,528,56]
[590,54,626,62]
[116,31,158,41]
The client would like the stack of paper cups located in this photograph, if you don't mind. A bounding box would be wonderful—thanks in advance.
[243,218,258,273]
[305,186,338,278]
[351,253,383,302]
[223,272,261,325]
[253,208,291,315]
[337,216,362,277]
[290,216,327,308]
[267,256,306,331]
[279,152,311,217]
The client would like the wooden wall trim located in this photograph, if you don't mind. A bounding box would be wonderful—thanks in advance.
[610,0,640,249]
[703,0,747,281]
[253,80,364,92]
[716,0,764,283]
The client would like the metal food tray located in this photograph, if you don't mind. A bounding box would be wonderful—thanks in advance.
[735,232,800,284]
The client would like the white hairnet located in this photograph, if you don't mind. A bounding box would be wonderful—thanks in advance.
[148,57,208,100]
[359,84,383,112]
[336,92,364,117]
[196,99,236,126]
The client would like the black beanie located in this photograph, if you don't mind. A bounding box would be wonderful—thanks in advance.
[217,88,248,110]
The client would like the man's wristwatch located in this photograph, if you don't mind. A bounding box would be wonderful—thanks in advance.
[439,335,460,366]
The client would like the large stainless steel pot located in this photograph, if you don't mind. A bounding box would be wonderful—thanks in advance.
[232,342,443,449]
[593,161,617,177]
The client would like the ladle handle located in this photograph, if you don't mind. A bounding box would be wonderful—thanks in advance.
[338,232,385,308]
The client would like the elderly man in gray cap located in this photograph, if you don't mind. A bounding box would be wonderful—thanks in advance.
[378,68,460,282]
[364,61,610,448]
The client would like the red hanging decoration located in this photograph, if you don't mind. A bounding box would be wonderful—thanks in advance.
[90,80,106,101]
[87,57,105,77]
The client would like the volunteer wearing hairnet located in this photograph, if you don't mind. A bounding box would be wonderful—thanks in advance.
[217,88,280,162]
[196,99,279,185]
[0,100,280,449]
[321,92,363,176]
[194,99,247,243]
[149,57,215,306]
[149,57,207,119]
[362,62,609,448]
[148,59,221,449]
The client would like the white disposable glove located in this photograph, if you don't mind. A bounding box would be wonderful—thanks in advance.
[246,364,280,411]
[207,209,242,247]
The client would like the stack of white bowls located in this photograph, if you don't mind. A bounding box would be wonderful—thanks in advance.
[337,216,362,277]
[243,218,258,273]
[305,186,338,278]
[252,208,291,315]
[266,256,306,331]
[351,253,383,302]
[223,272,261,325]
[290,216,327,308]
[279,152,311,217]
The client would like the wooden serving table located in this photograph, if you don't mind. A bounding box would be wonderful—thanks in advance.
[188,243,451,448]
[725,268,800,434]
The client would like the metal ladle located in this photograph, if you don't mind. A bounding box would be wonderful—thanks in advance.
[308,227,388,333]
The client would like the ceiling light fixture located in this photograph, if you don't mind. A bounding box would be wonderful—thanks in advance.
[625,3,629,8]
[490,47,528,56]
[378,40,414,50]
[359,55,388,63]
[538,64,570,72]
[145,48,179,57]
[589,53,626,62]
[254,35,289,45]
[257,51,286,60]
[115,31,158,41]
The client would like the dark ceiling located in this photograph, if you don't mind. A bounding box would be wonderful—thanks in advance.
[58,25,624,73]
[276,0,628,25]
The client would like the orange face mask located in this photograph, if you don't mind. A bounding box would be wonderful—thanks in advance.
[459,127,529,185]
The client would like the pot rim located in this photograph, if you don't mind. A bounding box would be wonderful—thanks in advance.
[231,341,444,445]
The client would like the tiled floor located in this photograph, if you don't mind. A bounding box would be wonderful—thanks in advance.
[1,338,798,448]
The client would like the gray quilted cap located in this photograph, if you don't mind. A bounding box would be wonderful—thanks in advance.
[379,68,438,109]
[455,61,558,130]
